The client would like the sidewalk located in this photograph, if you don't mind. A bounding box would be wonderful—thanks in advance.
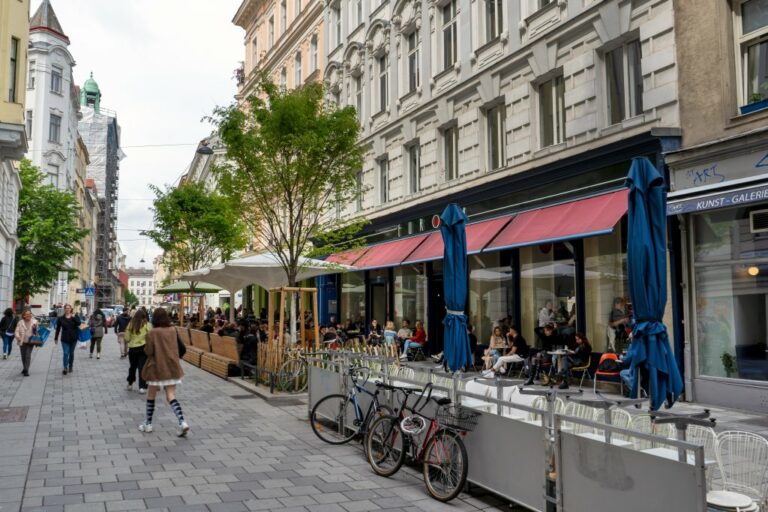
[0,334,510,512]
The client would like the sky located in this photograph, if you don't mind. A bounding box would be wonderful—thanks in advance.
[39,0,245,269]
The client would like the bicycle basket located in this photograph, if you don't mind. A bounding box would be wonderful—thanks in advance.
[436,405,480,432]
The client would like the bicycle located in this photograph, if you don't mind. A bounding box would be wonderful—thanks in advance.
[276,347,317,393]
[310,366,394,449]
[365,382,479,502]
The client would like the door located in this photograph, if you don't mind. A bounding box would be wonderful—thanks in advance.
[371,284,387,327]
[428,275,445,355]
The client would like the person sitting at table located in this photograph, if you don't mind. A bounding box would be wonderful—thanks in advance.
[524,323,561,385]
[343,318,361,342]
[396,319,412,344]
[556,332,592,389]
[240,324,258,366]
[200,318,214,334]
[220,322,240,341]
[483,326,529,377]
[366,319,383,345]
[383,321,398,346]
[483,326,507,369]
[399,320,426,360]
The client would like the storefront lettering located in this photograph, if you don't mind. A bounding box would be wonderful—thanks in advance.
[696,197,726,210]
[667,185,768,215]
[731,188,768,204]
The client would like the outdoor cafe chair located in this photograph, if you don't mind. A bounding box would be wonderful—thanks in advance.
[706,431,768,512]
[630,414,676,451]
[562,401,598,435]
[593,352,622,394]
[570,355,593,389]
[462,380,496,413]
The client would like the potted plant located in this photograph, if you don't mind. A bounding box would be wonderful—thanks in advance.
[740,85,768,115]
[721,352,736,378]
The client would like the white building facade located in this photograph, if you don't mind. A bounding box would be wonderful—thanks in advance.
[318,0,685,360]
[127,268,155,308]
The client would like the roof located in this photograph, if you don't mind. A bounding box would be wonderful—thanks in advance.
[30,0,70,44]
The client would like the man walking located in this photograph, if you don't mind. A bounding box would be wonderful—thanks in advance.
[114,307,131,358]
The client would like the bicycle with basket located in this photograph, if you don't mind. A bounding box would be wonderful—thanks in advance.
[365,381,479,502]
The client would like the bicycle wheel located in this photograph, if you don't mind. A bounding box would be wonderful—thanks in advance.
[310,394,359,444]
[422,429,468,502]
[365,415,406,477]
[277,359,307,393]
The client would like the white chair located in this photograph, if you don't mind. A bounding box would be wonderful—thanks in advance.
[630,414,675,451]
[684,425,719,486]
[462,380,495,412]
[562,402,598,435]
[706,431,768,512]
[588,408,633,446]
[526,396,546,422]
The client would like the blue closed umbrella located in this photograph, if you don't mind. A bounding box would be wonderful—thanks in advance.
[440,204,473,372]
[625,157,683,410]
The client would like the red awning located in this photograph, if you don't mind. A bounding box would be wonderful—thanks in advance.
[485,189,628,251]
[353,235,429,269]
[403,216,513,264]
[325,247,370,266]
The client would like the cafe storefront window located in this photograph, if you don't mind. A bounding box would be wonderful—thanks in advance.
[693,207,768,382]
[340,272,365,325]
[394,264,428,331]
[469,252,514,344]
[584,223,630,353]
[520,243,577,346]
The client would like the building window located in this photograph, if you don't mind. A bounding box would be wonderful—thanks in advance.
[485,0,503,42]
[295,0,301,16]
[379,158,389,204]
[51,65,62,94]
[310,34,318,71]
[408,143,421,194]
[443,125,458,181]
[8,37,18,103]
[354,0,363,26]
[354,75,362,120]
[26,110,32,139]
[377,54,388,111]
[49,114,62,143]
[294,52,302,86]
[407,31,420,93]
[606,40,643,125]
[487,104,505,170]
[332,5,342,47]
[280,67,287,90]
[355,170,363,211]
[540,75,565,148]
[49,165,59,187]
[538,0,555,10]
[252,37,259,65]
[442,0,458,71]
[737,0,768,105]
[281,0,287,33]
[268,17,275,48]
[27,60,35,90]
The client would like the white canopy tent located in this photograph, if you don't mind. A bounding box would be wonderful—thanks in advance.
[182,252,353,323]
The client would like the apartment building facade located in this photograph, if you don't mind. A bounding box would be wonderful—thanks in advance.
[319,0,682,359]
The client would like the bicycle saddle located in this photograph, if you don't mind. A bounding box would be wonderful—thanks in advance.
[433,397,452,406]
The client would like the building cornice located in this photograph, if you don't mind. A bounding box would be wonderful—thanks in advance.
[233,0,264,29]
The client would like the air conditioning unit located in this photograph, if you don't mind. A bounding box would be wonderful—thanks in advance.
[750,209,768,234]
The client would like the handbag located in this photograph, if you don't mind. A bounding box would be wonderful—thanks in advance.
[177,335,186,358]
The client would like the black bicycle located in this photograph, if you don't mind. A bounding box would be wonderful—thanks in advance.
[310,366,394,448]
[366,382,479,502]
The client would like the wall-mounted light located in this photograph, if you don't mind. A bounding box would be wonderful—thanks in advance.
[748,266,760,277]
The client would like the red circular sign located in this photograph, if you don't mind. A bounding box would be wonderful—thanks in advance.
[431,215,441,229]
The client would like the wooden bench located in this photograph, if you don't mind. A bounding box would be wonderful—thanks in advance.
[201,334,240,378]
[184,330,210,367]
[175,326,191,346]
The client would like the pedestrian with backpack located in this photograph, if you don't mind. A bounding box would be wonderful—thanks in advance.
[114,308,131,358]
[88,309,106,359]
[54,304,81,375]
[1,308,17,359]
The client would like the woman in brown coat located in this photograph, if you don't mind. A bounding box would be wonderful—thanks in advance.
[139,308,189,436]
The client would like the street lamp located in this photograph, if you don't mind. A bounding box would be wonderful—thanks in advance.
[196,140,214,155]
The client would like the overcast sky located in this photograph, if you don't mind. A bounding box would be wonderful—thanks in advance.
[40,0,245,269]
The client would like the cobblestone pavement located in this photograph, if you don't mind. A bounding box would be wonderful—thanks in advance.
[0,334,510,512]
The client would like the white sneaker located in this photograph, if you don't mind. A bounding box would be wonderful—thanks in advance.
[126,383,133,390]
[138,423,153,433]
[399,354,408,360]
[2,354,6,359]
[176,421,189,437]
[482,370,495,378]
[96,355,100,359]
[138,388,146,394]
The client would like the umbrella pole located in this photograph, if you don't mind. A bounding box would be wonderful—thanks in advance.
[229,290,236,324]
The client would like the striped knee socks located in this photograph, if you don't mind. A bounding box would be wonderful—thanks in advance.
[169,399,184,423]
[145,400,155,425]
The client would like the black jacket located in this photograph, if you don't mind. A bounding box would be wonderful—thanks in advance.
[0,315,17,335]
[114,313,131,333]
[55,315,82,343]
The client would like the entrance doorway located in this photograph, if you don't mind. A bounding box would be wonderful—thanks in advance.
[370,283,387,327]
[428,274,445,355]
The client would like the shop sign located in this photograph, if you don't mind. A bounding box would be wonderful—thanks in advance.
[671,150,768,191]
[667,183,768,215]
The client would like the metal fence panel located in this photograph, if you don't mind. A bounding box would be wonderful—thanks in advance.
[464,411,547,512]
[308,366,342,410]
[559,431,705,512]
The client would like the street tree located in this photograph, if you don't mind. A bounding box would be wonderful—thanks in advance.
[143,183,246,292]
[212,77,366,286]
[14,160,89,302]
[124,289,138,306]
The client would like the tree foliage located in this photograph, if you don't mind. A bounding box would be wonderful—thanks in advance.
[14,160,89,299]
[124,289,138,306]
[143,183,246,289]
[212,77,366,285]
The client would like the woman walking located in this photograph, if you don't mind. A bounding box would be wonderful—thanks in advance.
[125,309,150,393]
[14,310,37,376]
[139,308,189,436]
[54,304,81,375]
[1,308,17,359]
[89,309,106,359]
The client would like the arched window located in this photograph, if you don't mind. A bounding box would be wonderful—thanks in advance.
[294,52,302,86]
[310,34,318,72]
